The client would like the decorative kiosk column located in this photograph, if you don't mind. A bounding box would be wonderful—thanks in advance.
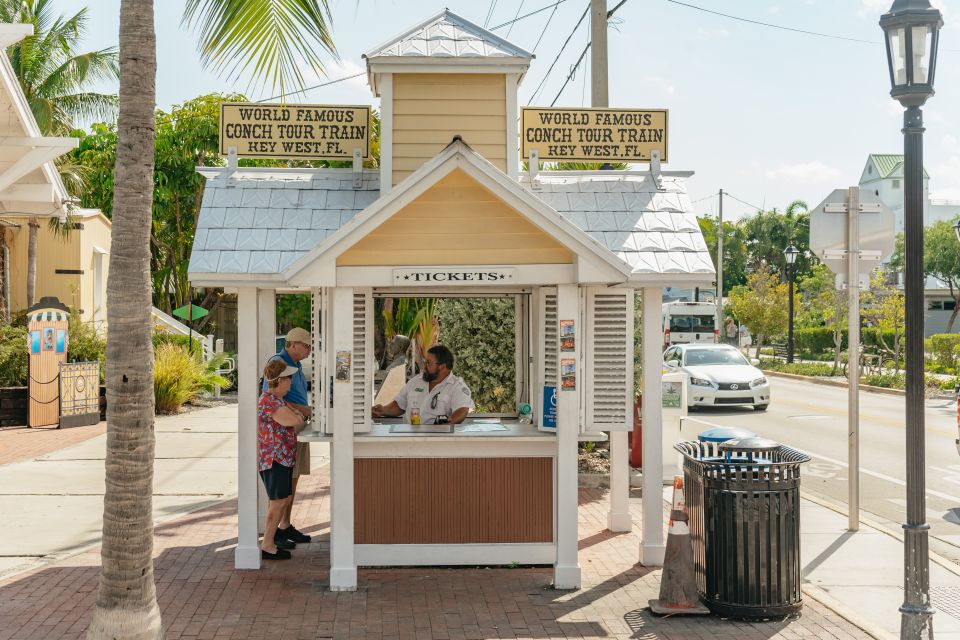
[256,289,276,532]
[554,284,582,589]
[641,286,665,566]
[329,287,357,590]
[607,430,631,531]
[235,287,261,569]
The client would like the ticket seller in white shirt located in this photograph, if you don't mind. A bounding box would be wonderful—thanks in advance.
[372,345,475,425]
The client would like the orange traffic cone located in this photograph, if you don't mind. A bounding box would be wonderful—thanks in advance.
[648,475,710,616]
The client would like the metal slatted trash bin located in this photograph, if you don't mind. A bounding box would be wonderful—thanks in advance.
[675,437,811,619]
[697,426,756,444]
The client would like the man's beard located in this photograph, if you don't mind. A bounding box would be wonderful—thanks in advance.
[422,369,437,382]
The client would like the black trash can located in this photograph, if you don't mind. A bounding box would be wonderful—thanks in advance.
[674,437,811,619]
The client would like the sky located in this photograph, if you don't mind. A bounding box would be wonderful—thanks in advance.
[52,0,960,220]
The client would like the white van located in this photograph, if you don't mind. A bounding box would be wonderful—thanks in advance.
[662,301,718,348]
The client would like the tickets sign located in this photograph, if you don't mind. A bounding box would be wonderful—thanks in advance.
[219,103,371,160]
[521,107,668,163]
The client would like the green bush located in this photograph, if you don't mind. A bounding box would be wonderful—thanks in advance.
[929,334,960,371]
[759,359,836,376]
[0,324,27,386]
[154,343,230,414]
[67,316,106,380]
[862,373,904,389]
[435,298,516,413]
[794,327,840,354]
[152,332,203,354]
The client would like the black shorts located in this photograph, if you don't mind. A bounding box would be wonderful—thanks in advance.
[260,463,293,500]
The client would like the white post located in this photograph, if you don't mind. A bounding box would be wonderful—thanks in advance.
[847,187,860,532]
[554,283,581,589]
[379,74,393,195]
[256,289,277,533]
[235,287,260,569]
[641,286,665,566]
[329,287,357,590]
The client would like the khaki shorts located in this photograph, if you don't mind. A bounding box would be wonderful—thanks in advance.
[292,441,311,478]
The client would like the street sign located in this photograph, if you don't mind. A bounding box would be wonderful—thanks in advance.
[172,304,208,322]
[810,188,896,275]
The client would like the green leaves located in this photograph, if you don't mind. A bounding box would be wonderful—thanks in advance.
[182,0,336,97]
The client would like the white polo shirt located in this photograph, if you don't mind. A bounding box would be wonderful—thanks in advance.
[393,373,475,424]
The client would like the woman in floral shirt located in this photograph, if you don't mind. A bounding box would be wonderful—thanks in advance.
[258,359,307,560]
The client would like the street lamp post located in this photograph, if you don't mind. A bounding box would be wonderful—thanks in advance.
[953,218,960,243]
[783,245,799,364]
[880,1,943,638]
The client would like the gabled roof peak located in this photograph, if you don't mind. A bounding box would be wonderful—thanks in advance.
[364,8,533,60]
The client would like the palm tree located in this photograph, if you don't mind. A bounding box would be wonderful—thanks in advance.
[86,2,334,637]
[0,0,119,135]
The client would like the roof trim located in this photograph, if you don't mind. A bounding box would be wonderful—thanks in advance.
[283,139,632,284]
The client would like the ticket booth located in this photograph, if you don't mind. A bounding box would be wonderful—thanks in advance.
[26,296,69,427]
[189,9,714,591]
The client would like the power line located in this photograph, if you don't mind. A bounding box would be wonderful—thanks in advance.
[484,0,499,28]
[257,72,366,103]
[530,1,561,52]
[527,1,591,104]
[724,192,765,212]
[691,193,717,205]
[505,0,526,38]
[490,0,568,32]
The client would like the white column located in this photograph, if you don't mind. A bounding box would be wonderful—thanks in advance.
[235,287,260,569]
[505,73,519,179]
[641,286,665,566]
[255,290,277,532]
[379,74,393,195]
[607,431,631,531]
[554,284,581,589]
[329,287,357,590]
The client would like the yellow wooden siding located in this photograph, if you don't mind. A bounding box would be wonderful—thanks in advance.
[78,214,111,324]
[392,74,507,185]
[337,168,573,267]
[6,216,81,314]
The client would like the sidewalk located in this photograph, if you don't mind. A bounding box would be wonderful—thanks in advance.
[0,403,943,639]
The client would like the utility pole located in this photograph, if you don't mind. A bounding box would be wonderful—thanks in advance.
[591,0,608,108]
[716,189,724,342]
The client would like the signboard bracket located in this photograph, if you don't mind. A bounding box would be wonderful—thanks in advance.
[227,146,238,170]
[528,149,540,190]
[352,148,363,189]
[649,149,662,189]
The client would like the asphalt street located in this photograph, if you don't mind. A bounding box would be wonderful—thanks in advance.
[689,375,960,563]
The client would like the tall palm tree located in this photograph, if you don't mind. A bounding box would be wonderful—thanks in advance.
[0,0,119,135]
[86,2,334,637]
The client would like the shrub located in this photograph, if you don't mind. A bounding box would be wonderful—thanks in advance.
[152,331,203,354]
[154,343,229,413]
[0,324,27,386]
[67,316,106,380]
[929,334,960,371]
[759,359,836,377]
[794,327,839,355]
[862,373,904,389]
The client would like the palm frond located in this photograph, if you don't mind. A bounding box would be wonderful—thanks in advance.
[182,0,336,96]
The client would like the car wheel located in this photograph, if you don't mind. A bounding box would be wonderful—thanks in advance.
[753,404,769,412]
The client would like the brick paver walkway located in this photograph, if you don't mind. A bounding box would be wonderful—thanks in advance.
[0,465,873,640]
[0,422,106,466]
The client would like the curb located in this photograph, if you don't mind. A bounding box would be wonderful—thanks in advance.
[800,583,895,640]
[764,370,954,399]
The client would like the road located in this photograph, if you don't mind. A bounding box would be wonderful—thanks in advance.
[689,375,960,562]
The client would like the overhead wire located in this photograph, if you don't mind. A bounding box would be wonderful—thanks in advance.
[489,0,568,32]
[505,0,526,38]
[529,0,561,52]
[724,192,765,212]
[257,72,366,103]
[527,1,591,104]
[484,0,499,28]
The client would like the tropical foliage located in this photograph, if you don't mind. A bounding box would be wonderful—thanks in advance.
[153,342,230,413]
[0,324,27,386]
[0,0,119,135]
[728,266,789,358]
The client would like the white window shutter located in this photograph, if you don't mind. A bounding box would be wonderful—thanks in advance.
[584,288,634,432]
[311,288,329,433]
[534,287,558,431]
[352,288,373,432]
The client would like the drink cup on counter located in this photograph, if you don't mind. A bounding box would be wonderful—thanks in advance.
[410,406,421,425]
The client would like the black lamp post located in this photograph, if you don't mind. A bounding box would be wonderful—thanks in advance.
[880,1,942,638]
[783,245,799,364]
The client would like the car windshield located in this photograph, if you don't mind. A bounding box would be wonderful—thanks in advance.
[683,348,749,366]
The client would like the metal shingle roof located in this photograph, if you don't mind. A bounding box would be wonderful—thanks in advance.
[525,173,715,276]
[189,169,380,275]
[867,153,929,179]
[365,9,533,59]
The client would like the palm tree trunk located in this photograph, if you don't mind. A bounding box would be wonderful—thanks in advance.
[27,217,38,306]
[86,1,161,638]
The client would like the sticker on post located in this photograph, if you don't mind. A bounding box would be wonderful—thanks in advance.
[335,350,351,383]
[560,319,575,352]
[560,358,576,391]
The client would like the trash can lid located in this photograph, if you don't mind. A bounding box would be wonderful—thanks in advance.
[718,436,780,454]
[697,426,757,443]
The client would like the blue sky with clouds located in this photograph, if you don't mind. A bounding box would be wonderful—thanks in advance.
[54,0,960,219]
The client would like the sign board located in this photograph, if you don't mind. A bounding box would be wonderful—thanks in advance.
[59,361,100,429]
[810,188,896,275]
[392,267,517,285]
[172,304,208,321]
[521,107,668,162]
[541,385,557,429]
[220,103,371,160]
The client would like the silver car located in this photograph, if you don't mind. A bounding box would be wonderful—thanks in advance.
[663,343,770,411]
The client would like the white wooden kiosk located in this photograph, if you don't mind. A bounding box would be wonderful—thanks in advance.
[188,10,714,592]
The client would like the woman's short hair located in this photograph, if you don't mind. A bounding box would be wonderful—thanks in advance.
[264,359,289,389]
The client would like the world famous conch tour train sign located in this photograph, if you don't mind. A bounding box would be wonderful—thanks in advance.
[521,107,668,163]
[220,103,372,160]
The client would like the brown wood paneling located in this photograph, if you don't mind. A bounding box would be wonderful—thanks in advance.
[355,457,553,544]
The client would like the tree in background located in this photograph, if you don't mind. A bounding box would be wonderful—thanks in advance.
[87,1,337,637]
[697,214,749,293]
[861,269,905,367]
[728,266,788,358]
[921,219,960,332]
[741,200,812,280]
[798,263,847,374]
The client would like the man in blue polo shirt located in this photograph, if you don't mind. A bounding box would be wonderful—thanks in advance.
[264,327,313,547]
